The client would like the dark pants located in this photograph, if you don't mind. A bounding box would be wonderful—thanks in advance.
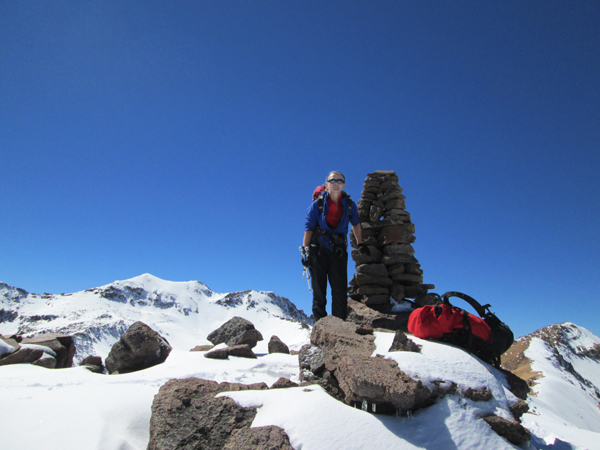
[309,246,348,321]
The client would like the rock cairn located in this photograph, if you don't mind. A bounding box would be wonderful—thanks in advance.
[349,170,434,309]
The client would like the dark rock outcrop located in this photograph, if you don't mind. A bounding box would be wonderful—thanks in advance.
[270,377,299,389]
[0,347,44,366]
[483,415,531,445]
[147,377,290,450]
[268,335,290,354]
[105,321,171,374]
[207,317,264,349]
[22,333,76,368]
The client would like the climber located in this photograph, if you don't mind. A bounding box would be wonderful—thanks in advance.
[302,171,366,321]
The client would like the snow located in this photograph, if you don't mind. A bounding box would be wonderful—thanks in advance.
[0,338,15,357]
[2,275,600,449]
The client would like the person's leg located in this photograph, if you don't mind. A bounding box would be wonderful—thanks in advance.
[309,248,329,321]
[329,250,348,320]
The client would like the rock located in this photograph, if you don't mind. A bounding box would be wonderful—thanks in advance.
[268,335,290,354]
[463,387,493,402]
[204,347,230,359]
[190,344,214,352]
[227,344,257,359]
[207,316,264,349]
[482,415,531,445]
[147,377,270,450]
[378,225,411,246]
[331,353,433,412]
[310,316,375,358]
[32,354,57,369]
[356,263,388,277]
[351,246,383,264]
[105,321,172,374]
[80,356,105,374]
[355,273,393,287]
[223,426,294,450]
[270,377,299,389]
[388,330,421,352]
[509,399,529,421]
[298,344,327,380]
[346,299,409,331]
[355,285,390,295]
[0,347,44,366]
[21,333,76,368]
[356,325,374,335]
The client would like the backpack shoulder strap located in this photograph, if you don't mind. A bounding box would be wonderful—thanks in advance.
[441,291,489,318]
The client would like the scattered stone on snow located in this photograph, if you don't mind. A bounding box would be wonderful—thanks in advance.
[204,347,230,360]
[268,335,290,354]
[0,347,44,366]
[462,387,493,402]
[270,377,299,389]
[79,355,105,374]
[105,321,171,374]
[482,415,531,445]
[190,344,214,352]
[207,316,264,349]
[227,344,257,359]
[388,330,421,353]
[22,333,76,368]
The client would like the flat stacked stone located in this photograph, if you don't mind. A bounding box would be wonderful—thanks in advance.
[349,170,434,308]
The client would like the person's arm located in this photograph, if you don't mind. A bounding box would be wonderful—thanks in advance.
[303,230,313,247]
[352,224,362,245]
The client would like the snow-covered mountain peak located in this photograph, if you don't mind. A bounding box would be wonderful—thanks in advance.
[0,275,312,363]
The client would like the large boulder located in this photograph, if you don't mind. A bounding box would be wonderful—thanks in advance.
[0,347,44,366]
[207,317,264,349]
[306,316,434,413]
[147,377,292,450]
[22,333,76,368]
[346,298,410,331]
[105,321,171,374]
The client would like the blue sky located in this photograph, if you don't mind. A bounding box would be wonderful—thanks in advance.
[1,1,599,339]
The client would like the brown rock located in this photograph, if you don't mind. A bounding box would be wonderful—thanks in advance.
[268,336,290,354]
[463,387,493,402]
[356,263,388,277]
[0,347,44,366]
[223,426,294,450]
[351,246,382,264]
[204,347,229,359]
[483,415,531,445]
[227,345,257,359]
[22,333,76,368]
[270,377,299,389]
[190,344,215,352]
[346,299,409,331]
[356,285,389,296]
[355,273,393,287]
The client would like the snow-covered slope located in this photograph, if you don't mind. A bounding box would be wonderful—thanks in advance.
[0,274,312,362]
[502,322,600,449]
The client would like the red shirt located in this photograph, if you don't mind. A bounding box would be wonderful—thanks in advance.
[326,196,344,229]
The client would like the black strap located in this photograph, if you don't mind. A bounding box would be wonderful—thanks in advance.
[442,291,489,318]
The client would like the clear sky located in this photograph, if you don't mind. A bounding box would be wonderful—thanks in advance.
[2,1,599,339]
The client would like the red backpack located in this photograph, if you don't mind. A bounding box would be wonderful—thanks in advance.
[408,292,513,366]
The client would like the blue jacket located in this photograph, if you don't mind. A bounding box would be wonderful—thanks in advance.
[305,192,360,250]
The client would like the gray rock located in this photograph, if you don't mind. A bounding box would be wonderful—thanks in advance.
[147,377,269,450]
[223,426,294,450]
[32,355,57,369]
[0,347,44,366]
[389,330,421,352]
[483,415,531,445]
[332,353,433,411]
[268,336,290,354]
[105,321,171,374]
[80,355,105,374]
[204,347,229,359]
[463,387,493,402]
[356,263,388,277]
[227,344,257,359]
[22,333,76,368]
[270,377,299,389]
[207,317,264,349]
[298,344,327,379]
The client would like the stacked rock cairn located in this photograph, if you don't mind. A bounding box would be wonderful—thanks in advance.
[349,170,434,310]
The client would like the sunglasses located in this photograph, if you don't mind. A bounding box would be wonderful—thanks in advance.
[327,179,345,184]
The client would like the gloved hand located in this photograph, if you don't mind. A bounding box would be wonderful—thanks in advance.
[358,243,371,256]
[300,246,310,267]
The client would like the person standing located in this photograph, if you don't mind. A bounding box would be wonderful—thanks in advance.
[302,171,364,321]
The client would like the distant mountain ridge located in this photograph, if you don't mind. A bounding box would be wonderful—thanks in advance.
[0,274,313,363]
